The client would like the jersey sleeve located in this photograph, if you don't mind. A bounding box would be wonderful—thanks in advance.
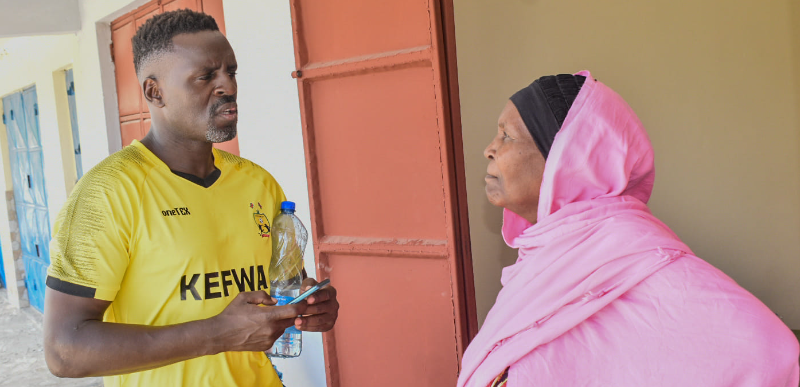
[47,163,136,301]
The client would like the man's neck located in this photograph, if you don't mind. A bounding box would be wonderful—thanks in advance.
[140,128,217,178]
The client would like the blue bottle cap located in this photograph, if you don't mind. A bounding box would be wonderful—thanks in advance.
[281,201,296,211]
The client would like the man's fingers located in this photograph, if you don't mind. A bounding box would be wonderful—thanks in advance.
[272,316,298,331]
[307,288,328,304]
[268,303,308,320]
[296,314,325,327]
[308,286,335,304]
[239,290,274,305]
[295,314,334,331]
[300,277,318,292]
[263,297,278,306]
[303,299,337,316]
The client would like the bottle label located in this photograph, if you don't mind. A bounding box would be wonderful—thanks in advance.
[273,294,301,334]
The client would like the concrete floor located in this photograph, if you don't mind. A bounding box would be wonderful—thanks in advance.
[0,288,103,387]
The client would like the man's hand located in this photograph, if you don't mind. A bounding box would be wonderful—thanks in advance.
[209,291,309,353]
[44,288,310,378]
[294,278,339,332]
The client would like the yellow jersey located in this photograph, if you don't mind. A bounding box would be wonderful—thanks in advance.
[47,140,286,387]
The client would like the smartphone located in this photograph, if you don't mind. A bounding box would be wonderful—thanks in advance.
[288,279,331,305]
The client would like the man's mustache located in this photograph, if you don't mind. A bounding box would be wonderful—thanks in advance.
[210,96,237,115]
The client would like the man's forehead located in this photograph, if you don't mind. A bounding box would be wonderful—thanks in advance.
[172,30,226,48]
[157,31,231,68]
[171,31,233,57]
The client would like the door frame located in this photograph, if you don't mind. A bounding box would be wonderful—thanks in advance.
[439,0,479,348]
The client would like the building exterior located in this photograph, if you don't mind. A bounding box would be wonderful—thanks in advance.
[1,0,799,385]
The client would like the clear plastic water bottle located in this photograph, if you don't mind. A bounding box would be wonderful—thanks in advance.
[267,201,308,358]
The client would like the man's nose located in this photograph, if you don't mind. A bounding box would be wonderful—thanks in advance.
[215,75,237,96]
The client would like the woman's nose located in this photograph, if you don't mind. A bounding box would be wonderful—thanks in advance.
[484,139,496,160]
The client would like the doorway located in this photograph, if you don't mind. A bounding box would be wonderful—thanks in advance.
[1,86,51,312]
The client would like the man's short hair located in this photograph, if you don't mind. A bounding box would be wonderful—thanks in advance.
[132,9,219,76]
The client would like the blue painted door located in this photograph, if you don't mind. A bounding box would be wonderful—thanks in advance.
[0,239,5,287]
[65,69,83,179]
[2,86,51,311]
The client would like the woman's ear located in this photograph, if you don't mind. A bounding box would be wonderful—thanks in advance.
[143,78,165,108]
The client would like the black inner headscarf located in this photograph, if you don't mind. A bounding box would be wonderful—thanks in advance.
[510,74,586,159]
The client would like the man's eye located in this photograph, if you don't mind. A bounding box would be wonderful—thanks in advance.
[198,74,212,81]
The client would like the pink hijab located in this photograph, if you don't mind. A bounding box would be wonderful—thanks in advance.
[458,71,799,386]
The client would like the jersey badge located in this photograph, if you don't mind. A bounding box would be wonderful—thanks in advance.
[251,202,270,238]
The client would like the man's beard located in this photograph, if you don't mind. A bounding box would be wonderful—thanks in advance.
[206,122,237,143]
[207,96,237,143]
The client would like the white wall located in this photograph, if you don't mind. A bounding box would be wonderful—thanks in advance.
[453,0,800,329]
[223,2,325,386]
[0,0,81,38]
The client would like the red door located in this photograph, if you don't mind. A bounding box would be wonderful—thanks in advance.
[289,1,476,385]
[110,0,239,155]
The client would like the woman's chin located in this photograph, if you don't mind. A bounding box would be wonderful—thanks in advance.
[484,189,505,208]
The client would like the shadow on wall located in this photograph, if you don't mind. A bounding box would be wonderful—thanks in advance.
[464,162,518,326]
[481,196,517,270]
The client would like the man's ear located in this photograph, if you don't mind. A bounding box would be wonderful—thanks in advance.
[143,77,165,108]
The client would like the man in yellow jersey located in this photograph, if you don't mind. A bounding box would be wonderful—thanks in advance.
[42,9,338,386]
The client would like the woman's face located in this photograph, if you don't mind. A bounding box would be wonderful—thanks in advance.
[484,100,546,224]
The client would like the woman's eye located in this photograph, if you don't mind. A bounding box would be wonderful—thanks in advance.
[228,71,237,77]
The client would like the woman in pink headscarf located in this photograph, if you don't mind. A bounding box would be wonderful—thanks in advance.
[458,71,800,387]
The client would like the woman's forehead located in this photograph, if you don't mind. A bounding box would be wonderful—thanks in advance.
[498,101,526,132]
